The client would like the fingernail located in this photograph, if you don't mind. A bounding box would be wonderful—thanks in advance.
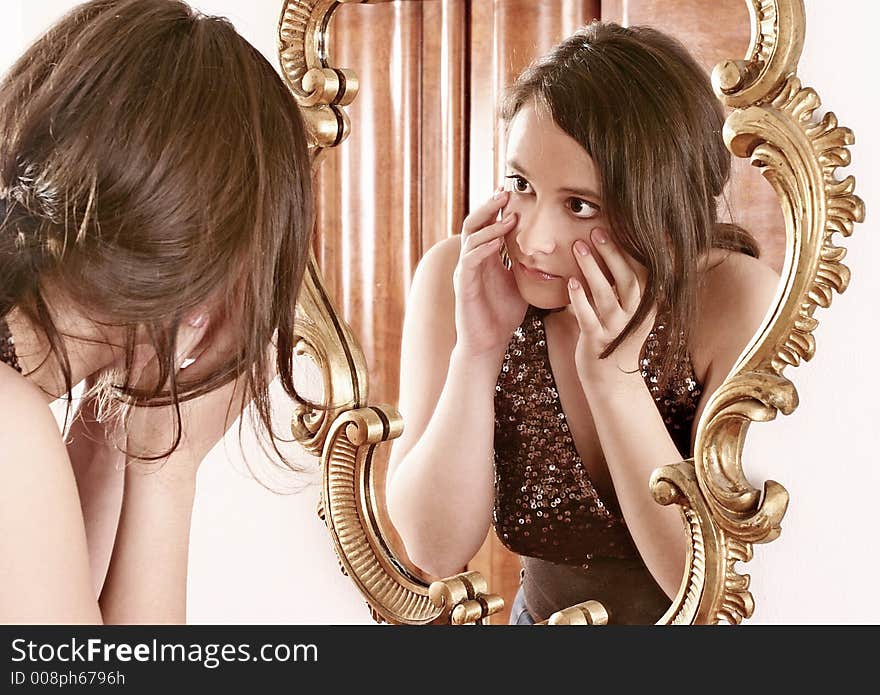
[493,188,506,200]
[574,240,590,256]
[188,313,207,328]
[569,277,580,290]
[180,357,196,369]
[503,213,516,224]
[593,228,608,244]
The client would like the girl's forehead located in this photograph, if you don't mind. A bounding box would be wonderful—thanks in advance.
[505,100,600,193]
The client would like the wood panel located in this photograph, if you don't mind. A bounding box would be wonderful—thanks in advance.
[467,0,602,625]
[315,0,773,626]
[315,1,423,412]
[314,0,470,594]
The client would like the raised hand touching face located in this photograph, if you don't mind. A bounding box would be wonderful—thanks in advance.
[453,189,529,360]
[567,226,656,385]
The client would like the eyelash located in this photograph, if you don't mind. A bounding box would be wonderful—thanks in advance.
[504,174,601,220]
[505,174,532,194]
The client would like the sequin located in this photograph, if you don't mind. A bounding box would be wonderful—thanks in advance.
[0,317,22,374]
[493,305,702,566]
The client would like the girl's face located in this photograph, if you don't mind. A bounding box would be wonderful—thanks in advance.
[503,99,614,309]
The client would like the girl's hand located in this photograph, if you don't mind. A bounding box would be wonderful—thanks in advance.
[66,376,126,596]
[116,308,251,479]
[567,227,655,387]
[453,189,528,360]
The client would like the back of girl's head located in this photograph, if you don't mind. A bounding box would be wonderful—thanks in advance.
[503,21,758,386]
[0,0,313,468]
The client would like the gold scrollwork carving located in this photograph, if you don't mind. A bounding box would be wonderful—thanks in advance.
[277,1,367,150]
[281,0,864,624]
[319,407,502,624]
[428,572,505,625]
[667,0,864,623]
[279,0,500,626]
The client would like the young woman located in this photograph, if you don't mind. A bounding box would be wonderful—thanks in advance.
[386,22,780,624]
[0,0,313,623]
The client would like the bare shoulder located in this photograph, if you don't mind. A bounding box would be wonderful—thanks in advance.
[700,249,780,316]
[402,235,460,339]
[692,249,781,373]
[410,235,460,298]
[0,362,61,438]
[0,363,100,622]
[390,236,461,469]
[400,233,460,360]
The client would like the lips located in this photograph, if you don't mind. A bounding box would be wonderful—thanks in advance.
[517,262,561,281]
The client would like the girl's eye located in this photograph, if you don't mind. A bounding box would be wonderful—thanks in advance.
[506,175,533,194]
[568,197,600,219]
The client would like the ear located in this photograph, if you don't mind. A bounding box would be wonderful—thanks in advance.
[175,310,211,370]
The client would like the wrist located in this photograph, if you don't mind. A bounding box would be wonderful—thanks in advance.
[578,360,647,404]
[124,457,199,494]
[450,343,506,377]
[449,343,507,372]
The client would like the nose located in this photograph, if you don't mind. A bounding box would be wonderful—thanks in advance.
[514,209,557,256]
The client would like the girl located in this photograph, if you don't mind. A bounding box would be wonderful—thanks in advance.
[386,22,780,624]
[0,0,313,623]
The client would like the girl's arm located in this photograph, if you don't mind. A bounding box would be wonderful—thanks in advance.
[98,454,198,624]
[387,192,527,578]
[98,316,250,624]
[66,385,125,599]
[0,372,103,623]
[568,230,779,598]
[385,238,499,578]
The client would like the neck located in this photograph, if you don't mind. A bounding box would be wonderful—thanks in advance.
[5,299,120,404]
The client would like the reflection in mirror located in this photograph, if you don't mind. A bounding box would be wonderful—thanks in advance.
[317,1,784,624]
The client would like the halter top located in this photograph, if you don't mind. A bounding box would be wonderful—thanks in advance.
[492,305,703,622]
[0,317,22,373]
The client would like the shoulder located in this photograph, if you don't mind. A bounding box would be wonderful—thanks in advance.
[411,236,460,294]
[699,249,780,317]
[0,364,101,622]
[0,362,69,469]
[404,236,460,322]
[691,249,781,373]
[0,362,60,433]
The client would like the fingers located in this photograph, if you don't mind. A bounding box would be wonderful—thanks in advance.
[572,240,617,325]
[589,228,643,312]
[462,188,509,236]
[459,236,503,269]
[567,277,602,335]
[461,212,517,254]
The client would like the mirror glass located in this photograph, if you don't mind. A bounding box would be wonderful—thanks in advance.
[316,0,785,624]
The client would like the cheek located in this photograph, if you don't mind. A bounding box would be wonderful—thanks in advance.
[568,228,615,285]
[501,198,525,247]
[501,195,524,220]
[590,241,616,285]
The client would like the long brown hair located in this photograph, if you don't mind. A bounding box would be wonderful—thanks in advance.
[502,21,758,389]
[0,0,313,468]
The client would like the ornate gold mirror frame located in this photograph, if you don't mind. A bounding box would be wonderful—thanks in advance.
[278,0,864,624]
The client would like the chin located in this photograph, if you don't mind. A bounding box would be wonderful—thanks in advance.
[513,276,570,310]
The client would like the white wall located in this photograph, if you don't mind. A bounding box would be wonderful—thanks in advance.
[6,0,878,625]
[744,0,880,624]
[3,0,372,625]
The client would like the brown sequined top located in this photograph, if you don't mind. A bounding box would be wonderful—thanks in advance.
[0,317,22,373]
[493,305,702,569]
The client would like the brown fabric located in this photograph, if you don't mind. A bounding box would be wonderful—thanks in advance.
[492,305,701,622]
[0,316,21,373]
[521,555,670,624]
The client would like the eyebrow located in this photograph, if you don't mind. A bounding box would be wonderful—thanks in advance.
[507,159,603,202]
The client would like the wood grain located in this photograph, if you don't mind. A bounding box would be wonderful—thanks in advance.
[314,0,777,625]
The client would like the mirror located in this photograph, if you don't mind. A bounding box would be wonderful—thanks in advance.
[279,0,863,624]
